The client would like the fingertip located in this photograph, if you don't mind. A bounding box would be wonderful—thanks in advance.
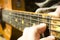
[55,6,60,12]
[34,23,46,33]
[39,23,46,27]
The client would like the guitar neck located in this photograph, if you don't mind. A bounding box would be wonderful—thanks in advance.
[2,9,60,32]
[2,10,49,30]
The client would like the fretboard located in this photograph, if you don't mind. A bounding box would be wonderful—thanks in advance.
[2,9,60,39]
[2,9,60,31]
[2,10,50,30]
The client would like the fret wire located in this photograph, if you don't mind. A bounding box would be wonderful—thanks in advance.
[30,13,31,26]
[47,16,51,35]
[17,12,20,30]
[30,13,32,26]
[38,13,39,24]
[21,14,24,31]
[38,13,45,38]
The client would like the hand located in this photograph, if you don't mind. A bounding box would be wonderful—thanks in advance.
[17,23,55,40]
[17,6,60,40]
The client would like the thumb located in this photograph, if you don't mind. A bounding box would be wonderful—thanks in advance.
[55,6,60,14]
[48,6,60,18]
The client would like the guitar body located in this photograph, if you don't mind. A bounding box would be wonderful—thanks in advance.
[3,23,12,40]
[0,22,22,40]
[0,23,3,35]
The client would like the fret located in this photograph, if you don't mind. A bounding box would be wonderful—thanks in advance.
[37,13,45,38]
[2,9,60,39]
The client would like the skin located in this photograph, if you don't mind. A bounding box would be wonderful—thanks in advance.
[17,6,60,40]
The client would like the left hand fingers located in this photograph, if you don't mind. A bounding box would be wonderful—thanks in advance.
[22,23,46,40]
[48,6,60,18]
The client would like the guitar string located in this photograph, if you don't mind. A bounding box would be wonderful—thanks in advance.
[4,10,60,32]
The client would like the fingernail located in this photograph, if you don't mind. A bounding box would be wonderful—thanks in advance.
[39,23,46,27]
